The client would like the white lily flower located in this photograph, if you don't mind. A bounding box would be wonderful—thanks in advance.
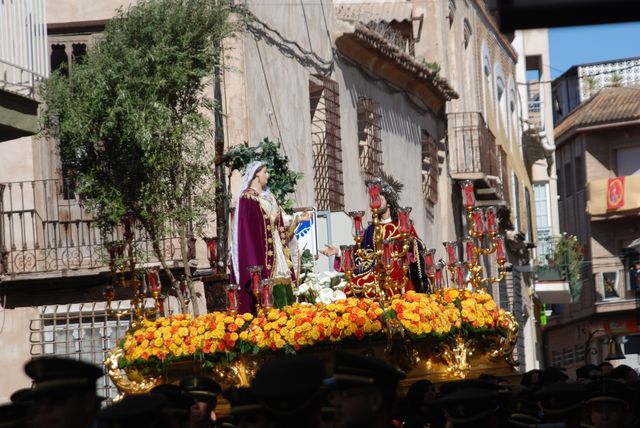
[296,282,310,296]
[318,288,334,304]
[332,289,347,301]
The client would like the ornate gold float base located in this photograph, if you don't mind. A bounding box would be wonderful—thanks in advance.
[107,329,519,411]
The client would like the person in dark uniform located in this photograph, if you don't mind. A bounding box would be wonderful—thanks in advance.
[250,354,326,428]
[586,379,629,428]
[0,402,30,428]
[98,393,167,428]
[23,356,103,428]
[535,382,588,428]
[436,379,501,428]
[223,387,268,428]
[179,376,222,428]
[151,383,196,428]
[325,351,405,428]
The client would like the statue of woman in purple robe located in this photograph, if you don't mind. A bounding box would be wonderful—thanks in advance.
[230,161,297,313]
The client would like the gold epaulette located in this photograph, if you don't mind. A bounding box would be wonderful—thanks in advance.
[240,189,260,202]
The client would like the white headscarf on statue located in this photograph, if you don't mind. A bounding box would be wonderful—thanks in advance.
[232,160,268,284]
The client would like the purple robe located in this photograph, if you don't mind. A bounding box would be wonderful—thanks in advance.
[230,189,293,314]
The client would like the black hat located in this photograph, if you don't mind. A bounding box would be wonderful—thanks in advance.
[535,382,587,415]
[98,394,166,428]
[24,356,103,397]
[326,351,405,391]
[586,379,629,406]
[0,403,29,428]
[217,415,237,428]
[508,395,543,425]
[179,376,221,402]
[438,379,497,397]
[8,389,32,404]
[435,387,500,424]
[150,383,195,413]
[539,367,569,387]
[251,354,325,416]
[223,387,262,416]
[576,364,600,380]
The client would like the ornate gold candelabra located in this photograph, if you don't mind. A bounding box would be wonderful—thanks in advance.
[342,179,413,299]
[402,180,507,292]
[103,215,161,324]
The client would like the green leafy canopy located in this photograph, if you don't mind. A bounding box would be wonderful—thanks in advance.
[40,0,250,240]
[222,138,302,213]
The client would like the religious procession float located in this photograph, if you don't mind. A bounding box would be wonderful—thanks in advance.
[105,177,519,399]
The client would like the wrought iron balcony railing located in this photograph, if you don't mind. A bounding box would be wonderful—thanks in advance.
[448,112,505,202]
[0,179,182,278]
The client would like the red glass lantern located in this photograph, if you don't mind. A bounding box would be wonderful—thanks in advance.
[204,237,218,270]
[226,284,239,313]
[261,279,274,309]
[341,246,353,272]
[495,235,506,263]
[146,269,160,293]
[463,239,477,265]
[397,207,412,234]
[383,239,395,266]
[485,206,498,234]
[424,248,436,270]
[472,208,485,235]
[443,241,457,267]
[434,262,444,290]
[247,265,263,290]
[348,211,365,238]
[461,180,475,208]
[367,180,382,210]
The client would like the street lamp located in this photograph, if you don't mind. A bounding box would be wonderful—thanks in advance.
[583,329,625,364]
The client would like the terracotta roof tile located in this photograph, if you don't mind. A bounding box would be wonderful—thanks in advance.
[555,86,640,142]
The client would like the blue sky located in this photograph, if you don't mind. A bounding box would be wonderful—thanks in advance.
[549,22,640,78]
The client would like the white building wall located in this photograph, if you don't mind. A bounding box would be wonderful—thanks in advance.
[0,307,39,403]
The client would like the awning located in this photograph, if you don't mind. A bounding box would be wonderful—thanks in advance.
[0,89,39,143]
[628,237,640,251]
[335,2,413,23]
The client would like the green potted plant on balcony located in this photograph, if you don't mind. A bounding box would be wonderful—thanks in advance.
[535,233,584,303]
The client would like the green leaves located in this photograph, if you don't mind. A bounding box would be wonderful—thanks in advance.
[222,138,303,213]
[40,0,248,249]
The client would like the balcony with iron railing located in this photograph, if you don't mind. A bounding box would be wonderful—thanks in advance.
[0,0,49,141]
[0,179,183,280]
[447,112,506,203]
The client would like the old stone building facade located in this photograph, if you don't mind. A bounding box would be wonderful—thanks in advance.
[0,0,548,401]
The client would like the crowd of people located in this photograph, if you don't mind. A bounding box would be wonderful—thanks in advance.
[2,353,640,428]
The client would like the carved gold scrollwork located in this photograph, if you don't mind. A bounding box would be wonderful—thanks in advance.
[441,336,474,379]
[499,311,519,366]
[211,356,262,389]
[105,348,161,400]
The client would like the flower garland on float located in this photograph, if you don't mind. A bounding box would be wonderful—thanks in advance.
[119,289,510,370]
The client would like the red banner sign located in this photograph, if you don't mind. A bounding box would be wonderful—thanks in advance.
[607,177,625,210]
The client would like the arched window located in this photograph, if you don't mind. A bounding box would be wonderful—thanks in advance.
[496,76,505,102]
[480,41,491,118]
[463,18,472,49]
[507,77,517,143]
[494,62,507,133]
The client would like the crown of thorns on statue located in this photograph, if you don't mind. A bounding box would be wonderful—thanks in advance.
[366,171,403,209]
